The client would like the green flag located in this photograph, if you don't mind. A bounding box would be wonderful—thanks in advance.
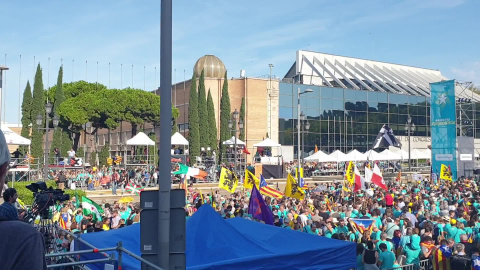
[81,196,104,222]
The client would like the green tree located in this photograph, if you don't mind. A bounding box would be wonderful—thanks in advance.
[31,64,45,161]
[20,81,32,153]
[239,97,245,140]
[98,142,110,167]
[219,71,231,160]
[50,66,72,158]
[58,87,179,150]
[187,74,200,165]
[207,89,217,153]
[197,70,208,141]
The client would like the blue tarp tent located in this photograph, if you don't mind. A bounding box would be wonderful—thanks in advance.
[76,223,141,270]
[76,204,356,269]
[187,205,356,269]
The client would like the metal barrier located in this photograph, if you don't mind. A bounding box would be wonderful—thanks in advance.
[48,225,164,270]
[386,259,431,270]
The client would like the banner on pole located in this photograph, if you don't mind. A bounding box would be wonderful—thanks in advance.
[430,80,457,180]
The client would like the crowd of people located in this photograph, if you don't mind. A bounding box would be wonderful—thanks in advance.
[50,166,158,193]
[185,175,480,270]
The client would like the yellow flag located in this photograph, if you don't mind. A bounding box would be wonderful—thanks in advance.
[295,167,304,179]
[440,164,452,181]
[219,167,238,193]
[244,169,260,189]
[346,161,355,185]
[284,173,305,200]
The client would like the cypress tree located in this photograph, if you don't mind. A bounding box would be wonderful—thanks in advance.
[20,81,32,153]
[197,70,208,143]
[31,64,45,162]
[187,74,200,165]
[207,89,217,153]
[239,97,245,140]
[50,66,72,158]
[219,71,231,160]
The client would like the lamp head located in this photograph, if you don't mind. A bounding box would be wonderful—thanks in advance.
[45,103,53,114]
[233,109,239,121]
[36,114,43,126]
[52,115,60,128]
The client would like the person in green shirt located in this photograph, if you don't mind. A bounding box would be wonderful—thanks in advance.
[378,243,396,270]
[377,232,394,254]
[334,218,349,234]
[455,223,467,243]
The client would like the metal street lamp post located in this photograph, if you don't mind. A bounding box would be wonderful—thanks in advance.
[297,88,313,179]
[300,112,310,164]
[36,102,59,179]
[0,66,9,126]
[228,109,244,175]
[404,115,415,172]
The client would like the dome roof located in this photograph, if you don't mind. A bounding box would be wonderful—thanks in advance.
[193,55,226,79]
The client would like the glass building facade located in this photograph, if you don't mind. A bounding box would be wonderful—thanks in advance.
[279,82,445,154]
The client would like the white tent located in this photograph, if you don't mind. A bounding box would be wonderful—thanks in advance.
[345,149,367,161]
[328,150,348,162]
[126,132,155,146]
[364,150,384,161]
[1,126,31,145]
[379,149,402,161]
[222,136,246,146]
[410,148,430,159]
[253,138,281,147]
[125,132,155,166]
[389,147,409,160]
[171,132,189,146]
[419,148,431,159]
[304,150,332,162]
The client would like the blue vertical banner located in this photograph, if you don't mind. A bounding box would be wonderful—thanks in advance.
[430,80,457,180]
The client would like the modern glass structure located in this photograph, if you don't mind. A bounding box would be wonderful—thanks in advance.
[278,51,479,156]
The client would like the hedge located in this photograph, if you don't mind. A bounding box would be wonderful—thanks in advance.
[13,180,86,206]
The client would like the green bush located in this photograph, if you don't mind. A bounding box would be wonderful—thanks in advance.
[13,180,86,206]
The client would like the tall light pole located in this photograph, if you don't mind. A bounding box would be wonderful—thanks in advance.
[158,0,173,268]
[0,65,9,126]
[297,88,312,179]
[300,112,310,164]
[405,115,415,172]
[229,109,244,175]
[36,103,59,178]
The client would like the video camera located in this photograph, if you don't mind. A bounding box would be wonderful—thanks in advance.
[23,182,70,221]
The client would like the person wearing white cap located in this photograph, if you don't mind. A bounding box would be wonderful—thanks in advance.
[0,129,47,269]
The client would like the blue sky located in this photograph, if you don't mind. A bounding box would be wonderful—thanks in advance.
[0,0,479,124]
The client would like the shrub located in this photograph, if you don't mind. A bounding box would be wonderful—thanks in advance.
[14,180,86,206]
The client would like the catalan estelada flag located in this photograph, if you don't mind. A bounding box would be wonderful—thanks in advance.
[350,219,374,234]
[259,174,283,199]
[58,214,68,230]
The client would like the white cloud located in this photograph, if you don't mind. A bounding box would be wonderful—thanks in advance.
[450,61,480,85]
